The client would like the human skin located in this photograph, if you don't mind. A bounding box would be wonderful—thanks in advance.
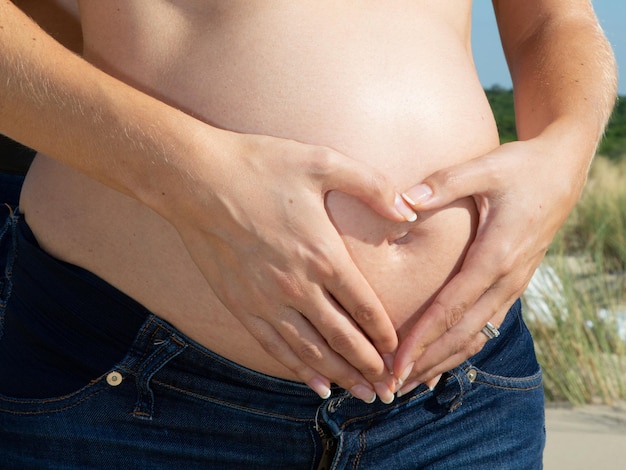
[5,0,486,403]
[9,0,81,52]
[2,0,413,402]
[393,0,617,394]
[1,0,616,402]
[18,0,491,398]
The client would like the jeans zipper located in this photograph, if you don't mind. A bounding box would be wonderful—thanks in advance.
[315,423,337,470]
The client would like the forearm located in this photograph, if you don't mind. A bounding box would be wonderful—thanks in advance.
[0,1,212,213]
[394,1,618,392]
[495,1,617,159]
[0,2,411,399]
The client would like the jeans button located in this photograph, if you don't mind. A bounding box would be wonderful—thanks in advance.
[467,368,477,383]
[106,371,123,386]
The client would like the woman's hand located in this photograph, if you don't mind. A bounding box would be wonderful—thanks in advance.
[165,130,416,403]
[394,138,585,393]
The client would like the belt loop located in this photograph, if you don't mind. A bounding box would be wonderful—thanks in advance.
[433,364,473,413]
[131,330,188,420]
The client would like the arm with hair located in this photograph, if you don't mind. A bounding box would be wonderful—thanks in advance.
[395,0,617,388]
[0,0,416,402]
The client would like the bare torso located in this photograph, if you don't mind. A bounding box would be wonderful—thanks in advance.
[20,0,500,380]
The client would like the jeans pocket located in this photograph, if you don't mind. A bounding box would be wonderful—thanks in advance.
[468,301,543,390]
[465,364,543,391]
[0,372,112,416]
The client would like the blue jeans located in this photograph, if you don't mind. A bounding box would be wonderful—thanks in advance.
[0,172,24,210]
[0,212,545,469]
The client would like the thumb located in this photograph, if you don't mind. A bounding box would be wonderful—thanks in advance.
[402,154,498,211]
[323,151,418,223]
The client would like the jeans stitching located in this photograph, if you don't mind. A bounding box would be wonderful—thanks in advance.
[468,367,543,391]
[0,383,109,415]
[150,379,315,422]
[329,434,344,470]
[307,424,320,470]
[131,334,188,420]
[327,387,433,432]
[472,376,543,392]
[352,420,371,470]
[0,205,19,340]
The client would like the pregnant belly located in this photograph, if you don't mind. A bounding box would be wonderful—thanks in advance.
[30,2,498,378]
[327,190,477,339]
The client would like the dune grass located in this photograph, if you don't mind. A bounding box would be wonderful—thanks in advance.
[523,156,626,405]
[554,156,626,272]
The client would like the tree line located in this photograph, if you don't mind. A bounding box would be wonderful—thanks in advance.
[485,85,626,160]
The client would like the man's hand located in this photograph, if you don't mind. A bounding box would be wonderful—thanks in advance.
[393,138,583,393]
[167,131,416,403]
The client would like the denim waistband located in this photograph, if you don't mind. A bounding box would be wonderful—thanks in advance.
[0,213,323,403]
[107,299,528,424]
[0,210,542,468]
[0,214,150,397]
[0,211,525,406]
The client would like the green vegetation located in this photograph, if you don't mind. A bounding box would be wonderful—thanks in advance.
[600,97,626,159]
[523,157,626,405]
[524,254,626,405]
[554,158,626,273]
[485,86,626,405]
[484,85,517,143]
[485,86,626,159]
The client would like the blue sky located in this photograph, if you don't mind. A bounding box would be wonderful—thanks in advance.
[472,1,626,95]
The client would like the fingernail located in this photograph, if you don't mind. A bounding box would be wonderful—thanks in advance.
[374,382,395,405]
[425,374,443,391]
[308,378,331,400]
[394,194,418,222]
[350,384,376,404]
[396,380,420,398]
[382,354,395,374]
[397,362,414,387]
[402,184,433,206]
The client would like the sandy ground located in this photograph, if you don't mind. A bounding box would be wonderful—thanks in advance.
[544,402,626,469]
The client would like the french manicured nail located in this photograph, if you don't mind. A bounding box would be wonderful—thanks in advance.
[308,378,331,400]
[396,380,420,398]
[402,184,433,206]
[350,384,377,404]
[397,362,415,387]
[374,382,395,404]
[426,374,443,391]
[394,194,418,222]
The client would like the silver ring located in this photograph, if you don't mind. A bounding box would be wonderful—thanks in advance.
[481,321,500,340]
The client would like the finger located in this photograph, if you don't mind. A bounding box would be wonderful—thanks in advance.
[240,315,333,398]
[269,305,384,403]
[408,289,511,382]
[402,153,502,210]
[396,251,524,386]
[293,281,397,401]
[203,258,384,403]
[393,251,498,380]
[409,316,503,385]
[324,254,398,358]
[284,225,398,396]
[320,150,417,222]
[243,313,380,403]
[397,372,445,398]
[395,211,542,382]
[425,374,444,391]
[317,288,398,402]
